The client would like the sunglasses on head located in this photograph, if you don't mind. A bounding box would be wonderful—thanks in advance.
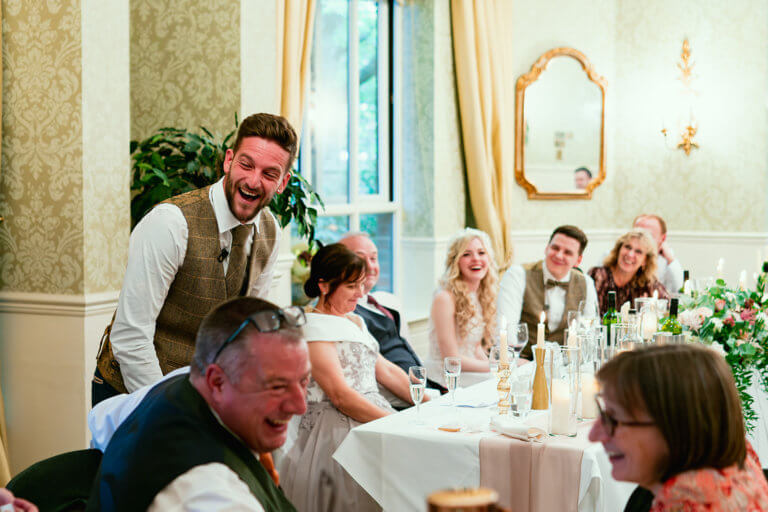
[212,306,307,363]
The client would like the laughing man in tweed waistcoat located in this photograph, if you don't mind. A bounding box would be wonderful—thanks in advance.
[93,114,298,404]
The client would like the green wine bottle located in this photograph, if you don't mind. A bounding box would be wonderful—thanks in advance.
[659,298,683,335]
[602,291,620,346]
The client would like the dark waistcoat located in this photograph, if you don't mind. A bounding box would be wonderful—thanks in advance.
[87,375,296,512]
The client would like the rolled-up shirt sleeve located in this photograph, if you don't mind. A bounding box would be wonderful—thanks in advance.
[110,205,188,392]
[247,222,281,299]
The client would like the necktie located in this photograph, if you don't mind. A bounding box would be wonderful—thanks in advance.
[367,295,395,321]
[258,452,279,486]
[225,224,252,296]
[545,279,569,290]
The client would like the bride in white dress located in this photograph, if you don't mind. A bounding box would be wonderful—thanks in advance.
[280,243,421,512]
[428,228,499,387]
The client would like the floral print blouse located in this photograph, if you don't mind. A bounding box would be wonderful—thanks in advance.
[651,443,768,511]
[588,265,670,315]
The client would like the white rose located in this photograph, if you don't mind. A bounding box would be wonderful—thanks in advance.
[711,318,724,332]
[709,342,726,357]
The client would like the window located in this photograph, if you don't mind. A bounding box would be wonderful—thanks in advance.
[298,0,397,292]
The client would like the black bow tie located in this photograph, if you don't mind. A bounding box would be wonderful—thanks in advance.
[545,279,569,290]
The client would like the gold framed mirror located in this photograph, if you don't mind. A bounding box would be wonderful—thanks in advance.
[514,47,607,200]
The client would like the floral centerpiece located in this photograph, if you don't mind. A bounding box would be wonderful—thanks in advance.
[678,270,768,432]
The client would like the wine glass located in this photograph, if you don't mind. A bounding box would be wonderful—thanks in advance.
[578,300,599,329]
[443,357,461,405]
[511,371,533,419]
[408,366,427,424]
[509,323,529,367]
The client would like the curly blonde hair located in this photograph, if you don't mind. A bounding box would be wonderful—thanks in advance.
[439,228,499,350]
[603,228,659,288]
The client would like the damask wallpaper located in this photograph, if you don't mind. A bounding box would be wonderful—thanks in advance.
[504,0,766,234]
[0,1,85,293]
[130,0,241,142]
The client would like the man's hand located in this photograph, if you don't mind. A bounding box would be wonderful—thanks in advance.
[659,242,675,263]
[0,489,38,512]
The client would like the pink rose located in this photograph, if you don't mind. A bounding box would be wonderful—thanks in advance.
[740,309,756,322]
[723,316,735,327]
[715,299,726,311]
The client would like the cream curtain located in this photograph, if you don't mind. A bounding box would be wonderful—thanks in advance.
[0,0,9,487]
[274,0,316,140]
[450,0,514,268]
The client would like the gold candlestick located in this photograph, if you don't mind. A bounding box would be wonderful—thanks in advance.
[532,346,549,410]
[496,362,511,415]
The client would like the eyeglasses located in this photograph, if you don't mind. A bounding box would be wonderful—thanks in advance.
[212,306,307,363]
[595,394,655,437]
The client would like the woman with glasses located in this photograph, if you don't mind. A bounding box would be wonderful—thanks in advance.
[589,344,768,510]
[428,228,498,387]
[280,243,418,512]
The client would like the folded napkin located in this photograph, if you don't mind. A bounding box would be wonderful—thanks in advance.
[620,301,631,322]
[490,416,547,441]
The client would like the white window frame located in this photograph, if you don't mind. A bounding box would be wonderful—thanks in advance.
[300,0,402,296]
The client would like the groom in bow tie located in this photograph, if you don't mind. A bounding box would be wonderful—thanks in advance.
[339,233,445,407]
[497,225,598,359]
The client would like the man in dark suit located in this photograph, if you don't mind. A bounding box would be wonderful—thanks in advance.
[339,233,445,405]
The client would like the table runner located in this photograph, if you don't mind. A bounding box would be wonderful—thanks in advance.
[479,423,587,511]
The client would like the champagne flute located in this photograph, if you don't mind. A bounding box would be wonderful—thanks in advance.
[578,300,599,329]
[408,366,427,424]
[509,323,529,367]
[443,357,461,405]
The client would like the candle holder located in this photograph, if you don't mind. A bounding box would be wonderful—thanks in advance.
[551,346,580,436]
[496,362,512,415]
[532,346,549,410]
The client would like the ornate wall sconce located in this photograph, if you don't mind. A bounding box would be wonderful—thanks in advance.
[661,39,699,156]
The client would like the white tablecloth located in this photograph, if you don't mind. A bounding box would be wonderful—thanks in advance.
[333,375,636,512]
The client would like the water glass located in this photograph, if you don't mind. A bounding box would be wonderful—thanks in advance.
[489,345,514,378]
[408,366,427,424]
[443,357,461,404]
[511,371,533,419]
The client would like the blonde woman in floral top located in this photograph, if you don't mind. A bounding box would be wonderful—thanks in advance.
[589,345,768,511]
[588,229,669,314]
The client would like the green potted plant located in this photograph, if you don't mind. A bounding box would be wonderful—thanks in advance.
[129,117,324,248]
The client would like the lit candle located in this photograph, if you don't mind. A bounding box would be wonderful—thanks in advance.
[580,374,599,419]
[499,316,509,365]
[738,270,747,290]
[550,379,571,435]
[716,258,725,280]
[537,311,546,347]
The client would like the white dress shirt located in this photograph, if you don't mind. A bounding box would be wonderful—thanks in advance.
[110,178,280,392]
[89,367,266,511]
[657,254,684,293]
[497,261,598,332]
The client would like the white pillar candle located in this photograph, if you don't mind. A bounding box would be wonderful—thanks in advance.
[738,270,747,290]
[716,258,725,280]
[567,328,578,347]
[580,374,599,419]
[536,311,546,347]
[550,379,571,434]
[499,316,509,365]
[641,309,657,340]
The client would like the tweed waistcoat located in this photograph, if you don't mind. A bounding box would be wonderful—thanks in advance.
[97,186,278,392]
[519,260,587,359]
